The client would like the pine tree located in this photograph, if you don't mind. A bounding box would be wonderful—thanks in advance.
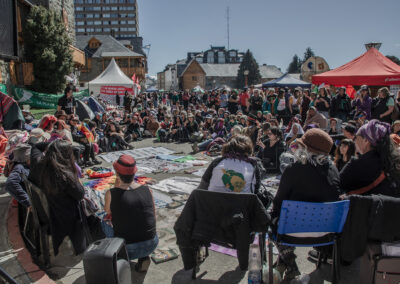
[287,54,301,73]
[387,55,400,66]
[237,50,261,88]
[24,6,73,93]
[303,47,315,63]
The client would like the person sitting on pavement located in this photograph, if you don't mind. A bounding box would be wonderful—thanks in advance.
[303,107,328,129]
[158,115,173,142]
[271,128,340,281]
[340,119,400,197]
[125,115,143,142]
[101,121,133,152]
[143,114,160,138]
[104,155,158,272]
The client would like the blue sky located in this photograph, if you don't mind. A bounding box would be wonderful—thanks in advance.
[139,0,400,76]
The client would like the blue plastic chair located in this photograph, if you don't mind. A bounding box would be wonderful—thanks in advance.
[267,200,350,284]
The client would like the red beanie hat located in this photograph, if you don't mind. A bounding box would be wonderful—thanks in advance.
[113,155,137,175]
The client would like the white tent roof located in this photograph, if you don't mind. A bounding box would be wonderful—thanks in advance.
[89,58,133,86]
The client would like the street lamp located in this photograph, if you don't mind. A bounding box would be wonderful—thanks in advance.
[244,70,249,88]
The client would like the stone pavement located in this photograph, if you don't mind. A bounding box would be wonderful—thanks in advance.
[0,139,360,283]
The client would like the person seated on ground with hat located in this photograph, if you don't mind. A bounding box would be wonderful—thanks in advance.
[184,113,200,142]
[340,119,400,197]
[257,127,285,174]
[143,114,160,138]
[55,110,68,122]
[102,121,133,152]
[334,139,356,172]
[328,118,339,135]
[271,128,340,281]
[285,121,304,145]
[157,115,173,143]
[29,140,89,255]
[303,107,328,129]
[5,144,31,209]
[104,155,158,272]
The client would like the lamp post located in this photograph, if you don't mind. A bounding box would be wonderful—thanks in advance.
[244,70,249,88]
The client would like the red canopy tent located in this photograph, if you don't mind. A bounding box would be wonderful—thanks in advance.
[312,48,400,86]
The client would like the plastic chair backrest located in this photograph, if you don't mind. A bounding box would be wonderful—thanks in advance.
[277,200,350,235]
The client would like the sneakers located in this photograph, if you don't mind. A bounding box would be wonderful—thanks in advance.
[308,249,333,265]
[92,159,102,165]
[135,256,151,272]
[85,161,94,167]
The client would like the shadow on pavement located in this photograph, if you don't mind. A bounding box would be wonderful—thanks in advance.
[171,266,246,284]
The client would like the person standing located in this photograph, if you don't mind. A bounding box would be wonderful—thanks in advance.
[330,86,351,122]
[371,87,394,124]
[57,86,76,116]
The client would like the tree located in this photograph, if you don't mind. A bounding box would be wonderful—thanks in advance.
[387,55,400,66]
[24,6,73,93]
[236,50,261,88]
[287,54,301,73]
[302,47,315,63]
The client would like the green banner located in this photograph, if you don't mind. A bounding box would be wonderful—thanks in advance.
[13,88,89,109]
[0,84,7,94]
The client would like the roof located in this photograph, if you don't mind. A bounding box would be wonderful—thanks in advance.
[259,65,283,79]
[312,48,400,86]
[101,51,143,58]
[263,73,311,88]
[76,35,143,58]
[200,63,240,77]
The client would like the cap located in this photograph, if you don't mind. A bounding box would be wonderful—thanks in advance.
[113,155,137,175]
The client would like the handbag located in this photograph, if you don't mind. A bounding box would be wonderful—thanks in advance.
[81,186,102,217]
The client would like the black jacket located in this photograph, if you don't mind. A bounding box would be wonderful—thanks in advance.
[341,195,400,262]
[257,140,285,174]
[174,190,270,270]
[330,94,351,118]
[272,161,340,219]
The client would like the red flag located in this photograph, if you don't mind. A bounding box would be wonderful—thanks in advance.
[131,73,136,82]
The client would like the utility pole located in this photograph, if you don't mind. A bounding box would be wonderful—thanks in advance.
[227,6,230,50]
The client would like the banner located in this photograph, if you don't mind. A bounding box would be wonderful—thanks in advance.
[13,88,89,109]
[99,86,133,96]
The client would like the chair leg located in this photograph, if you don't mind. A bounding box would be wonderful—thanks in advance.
[332,240,338,284]
[316,250,321,268]
[268,241,273,284]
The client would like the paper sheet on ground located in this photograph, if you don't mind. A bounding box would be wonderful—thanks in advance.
[99,147,174,163]
[150,176,201,194]
[136,158,194,174]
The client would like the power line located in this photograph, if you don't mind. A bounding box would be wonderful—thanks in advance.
[226,6,230,50]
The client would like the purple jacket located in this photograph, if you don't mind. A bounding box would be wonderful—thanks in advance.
[354,95,372,119]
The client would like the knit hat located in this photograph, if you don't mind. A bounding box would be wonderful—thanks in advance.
[357,119,391,147]
[297,128,333,155]
[12,144,31,163]
[113,155,137,175]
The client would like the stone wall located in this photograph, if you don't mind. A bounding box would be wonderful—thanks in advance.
[0,60,11,92]
[48,0,76,44]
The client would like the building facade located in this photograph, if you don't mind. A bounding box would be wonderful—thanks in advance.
[76,35,146,85]
[0,0,84,92]
[74,0,139,39]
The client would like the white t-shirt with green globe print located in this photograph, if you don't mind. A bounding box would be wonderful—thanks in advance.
[208,159,256,193]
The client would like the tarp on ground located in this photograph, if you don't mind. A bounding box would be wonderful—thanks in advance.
[262,73,311,88]
[76,100,95,120]
[13,88,89,109]
[312,48,400,86]
[88,58,134,105]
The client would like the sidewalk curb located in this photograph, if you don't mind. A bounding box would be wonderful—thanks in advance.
[7,203,56,284]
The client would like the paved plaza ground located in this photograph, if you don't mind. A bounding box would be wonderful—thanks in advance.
[0,139,360,284]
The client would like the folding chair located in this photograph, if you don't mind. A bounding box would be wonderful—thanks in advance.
[267,200,350,284]
[22,176,52,267]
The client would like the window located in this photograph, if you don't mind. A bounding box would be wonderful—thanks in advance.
[229,51,236,57]
[94,21,101,25]
[127,0,134,3]
[127,20,135,24]
[76,14,85,18]
[120,27,127,31]
[207,52,214,63]
[104,0,110,2]
[110,13,118,18]
[87,28,94,32]
[111,6,118,11]
[86,0,93,3]
[76,21,85,25]
[93,6,101,11]
[111,20,118,25]
[87,21,93,25]
[120,20,127,24]
[94,0,101,3]
[75,0,83,3]
[102,6,110,10]
[192,76,198,81]
[127,27,136,31]
[77,28,85,32]
[218,51,225,63]
[95,28,102,32]
[85,6,93,10]
[119,0,125,3]
[75,6,83,11]
[86,13,93,18]
[103,13,110,18]
[94,14,100,18]
[104,28,110,32]
[127,13,135,17]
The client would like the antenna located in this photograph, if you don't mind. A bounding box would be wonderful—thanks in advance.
[226,6,230,50]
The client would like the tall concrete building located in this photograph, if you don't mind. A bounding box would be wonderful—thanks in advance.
[74,0,139,39]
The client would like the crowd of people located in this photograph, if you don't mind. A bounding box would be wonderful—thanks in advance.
[4,83,400,280]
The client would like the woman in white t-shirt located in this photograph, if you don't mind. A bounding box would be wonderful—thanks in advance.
[198,135,262,194]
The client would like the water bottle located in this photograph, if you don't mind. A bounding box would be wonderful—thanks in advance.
[262,264,282,284]
[248,244,262,284]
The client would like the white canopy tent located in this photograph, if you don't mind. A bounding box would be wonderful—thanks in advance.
[88,58,134,105]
